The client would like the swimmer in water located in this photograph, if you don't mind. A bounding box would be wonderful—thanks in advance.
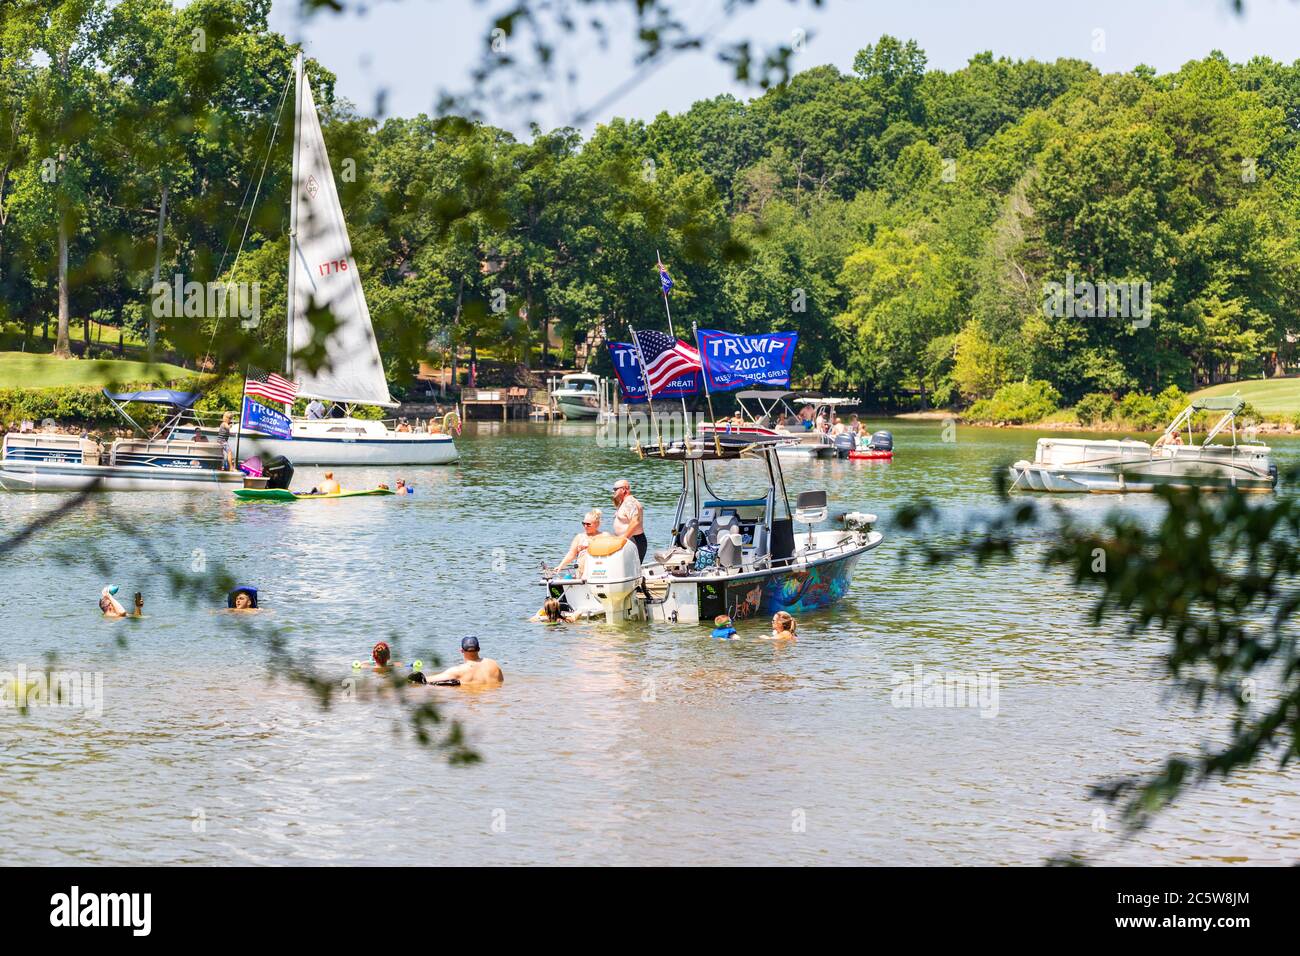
[422,637,503,687]
[370,641,404,670]
[767,611,797,641]
[131,592,144,617]
[318,471,341,495]
[711,614,737,640]
[99,586,127,618]
[227,587,260,612]
[531,597,577,623]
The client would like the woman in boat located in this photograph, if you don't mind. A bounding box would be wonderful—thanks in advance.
[768,611,797,641]
[555,509,602,574]
[218,412,235,470]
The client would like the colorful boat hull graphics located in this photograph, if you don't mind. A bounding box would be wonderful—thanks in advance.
[698,551,864,622]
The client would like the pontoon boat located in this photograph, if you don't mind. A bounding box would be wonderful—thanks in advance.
[0,390,243,492]
[1008,396,1276,493]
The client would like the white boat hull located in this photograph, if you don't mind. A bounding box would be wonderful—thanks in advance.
[0,461,243,492]
[1009,437,1276,493]
[554,394,600,420]
[174,419,459,466]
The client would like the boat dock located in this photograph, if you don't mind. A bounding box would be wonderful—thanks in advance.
[460,386,551,421]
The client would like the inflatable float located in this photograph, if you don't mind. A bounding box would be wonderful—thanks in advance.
[233,487,395,502]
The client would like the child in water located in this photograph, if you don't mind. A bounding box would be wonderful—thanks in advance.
[532,597,577,623]
[711,614,738,640]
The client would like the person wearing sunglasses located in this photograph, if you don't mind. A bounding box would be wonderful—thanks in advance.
[555,508,602,574]
[611,479,647,561]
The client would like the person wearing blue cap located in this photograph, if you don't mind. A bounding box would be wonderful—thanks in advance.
[421,637,503,687]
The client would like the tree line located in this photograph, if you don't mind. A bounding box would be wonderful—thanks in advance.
[3,0,1299,406]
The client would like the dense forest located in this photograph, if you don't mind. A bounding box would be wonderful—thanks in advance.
[3,0,1300,410]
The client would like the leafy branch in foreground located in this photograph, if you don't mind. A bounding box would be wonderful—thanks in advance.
[897,469,1300,850]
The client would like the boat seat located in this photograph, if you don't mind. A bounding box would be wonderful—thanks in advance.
[707,512,739,547]
[793,490,828,526]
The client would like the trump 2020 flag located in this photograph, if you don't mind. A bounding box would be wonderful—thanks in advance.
[695,329,799,392]
[607,341,701,404]
[658,265,674,295]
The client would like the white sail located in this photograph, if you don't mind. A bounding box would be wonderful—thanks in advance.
[287,65,396,408]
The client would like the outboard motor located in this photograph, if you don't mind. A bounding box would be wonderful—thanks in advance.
[583,533,643,624]
[867,430,894,452]
[263,455,294,490]
[833,433,855,458]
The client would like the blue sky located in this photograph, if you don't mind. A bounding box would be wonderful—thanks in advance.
[268,0,1300,134]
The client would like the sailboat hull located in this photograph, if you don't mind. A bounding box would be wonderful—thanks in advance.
[235,430,458,466]
[174,419,458,466]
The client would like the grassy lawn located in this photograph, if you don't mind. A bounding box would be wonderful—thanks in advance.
[1190,377,1300,418]
[0,352,194,389]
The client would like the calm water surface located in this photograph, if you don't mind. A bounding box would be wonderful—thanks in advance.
[3,420,1299,865]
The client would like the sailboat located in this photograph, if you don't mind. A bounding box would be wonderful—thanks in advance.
[180,54,458,466]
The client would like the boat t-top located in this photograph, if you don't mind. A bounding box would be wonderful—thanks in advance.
[1009,395,1277,493]
[0,389,242,492]
[698,391,857,458]
[541,435,883,624]
[550,371,603,420]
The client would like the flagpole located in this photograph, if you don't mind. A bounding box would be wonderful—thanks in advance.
[655,250,692,442]
[628,323,665,454]
[692,322,721,456]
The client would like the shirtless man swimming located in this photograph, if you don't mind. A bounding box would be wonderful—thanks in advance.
[422,637,503,687]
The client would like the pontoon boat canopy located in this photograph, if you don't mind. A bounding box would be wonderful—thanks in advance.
[102,388,201,407]
[1191,396,1246,414]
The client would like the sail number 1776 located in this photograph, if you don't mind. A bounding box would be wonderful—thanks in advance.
[317,259,349,276]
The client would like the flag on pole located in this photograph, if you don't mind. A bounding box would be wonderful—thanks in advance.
[632,329,701,396]
[244,370,299,406]
[658,263,674,295]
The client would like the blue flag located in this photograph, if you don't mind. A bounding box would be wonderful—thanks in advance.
[695,329,799,392]
[607,342,700,404]
[243,395,292,439]
[658,265,673,295]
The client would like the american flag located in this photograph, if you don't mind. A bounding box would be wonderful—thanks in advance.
[244,370,299,405]
[632,329,701,396]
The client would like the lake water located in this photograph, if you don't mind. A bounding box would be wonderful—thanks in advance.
[2,420,1298,865]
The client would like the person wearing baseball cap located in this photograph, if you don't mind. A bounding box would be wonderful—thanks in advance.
[422,637,503,687]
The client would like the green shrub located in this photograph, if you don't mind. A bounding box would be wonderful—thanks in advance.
[1116,392,1161,430]
[1074,392,1117,426]
[965,379,1061,424]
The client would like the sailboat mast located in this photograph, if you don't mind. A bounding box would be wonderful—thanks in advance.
[284,52,305,380]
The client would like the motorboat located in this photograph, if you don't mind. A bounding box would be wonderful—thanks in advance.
[0,389,243,492]
[173,54,457,467]
[1008,396,1276,493]
[849,430,894,461]
[698,391,858,459]
[550,372,603,420]
[540,436,884,624]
